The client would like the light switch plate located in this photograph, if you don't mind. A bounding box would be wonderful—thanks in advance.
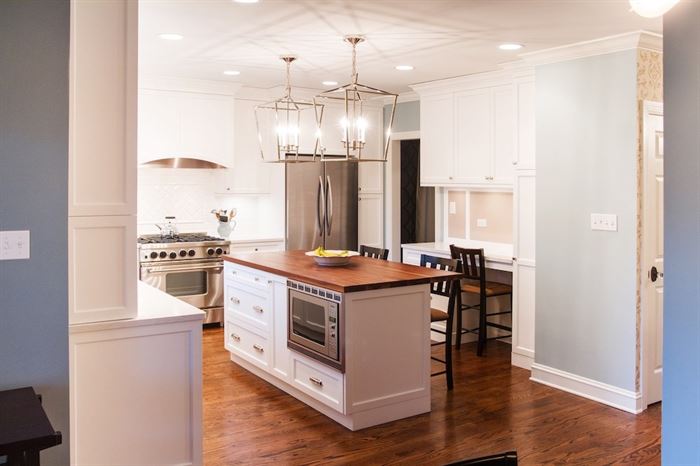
[476,218,488,228]
[0,230,31,260]
[590,214,618,232]
[449,201,457,215]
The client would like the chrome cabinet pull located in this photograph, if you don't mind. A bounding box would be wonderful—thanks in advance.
[253,344,264,353]
[254,277,260,282]
[253,305,264,313]
[325,175,333,234]
[309,377,323,387]
[231,333,240,342]
[230,297,240,304]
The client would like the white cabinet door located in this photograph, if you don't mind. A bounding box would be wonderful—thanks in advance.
[361,106,383,160]
[454,89,491,184]
[420,94,454,185]
[358,193,383,249]
[138,90,180,164]
[180,93,235,168]
[215,98,271,194]
[511,170,535,369]
[492,85,515,185]
[359,162,384,193]
[515,79,536,170]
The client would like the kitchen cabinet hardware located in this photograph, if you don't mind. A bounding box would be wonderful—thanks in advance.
[253,305,264,313]
[254,277,260,281]
[230,297,240,304]
[309,377,324,387]
[231,333,240,342]
[253,344,264,353]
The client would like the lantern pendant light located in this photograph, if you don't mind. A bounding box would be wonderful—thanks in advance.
[314,35,398,163]
[255,56,323,163]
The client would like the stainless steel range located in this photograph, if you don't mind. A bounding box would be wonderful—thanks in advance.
[138,233,230,325]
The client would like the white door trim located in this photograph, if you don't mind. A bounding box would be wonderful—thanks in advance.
[640,100,664,409]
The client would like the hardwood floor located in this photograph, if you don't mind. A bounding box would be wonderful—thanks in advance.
[202,327,660,465]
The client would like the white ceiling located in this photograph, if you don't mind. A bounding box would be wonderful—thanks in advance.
[139,0,661,94]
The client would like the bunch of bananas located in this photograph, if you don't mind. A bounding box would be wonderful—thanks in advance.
[312,246,349,257]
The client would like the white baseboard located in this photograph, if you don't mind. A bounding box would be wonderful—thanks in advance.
[530,363,643,414]
[511,352,533,370]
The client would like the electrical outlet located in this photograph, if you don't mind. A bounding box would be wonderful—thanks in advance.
[476,218,488,228]
[0,230,31,260]
[590,214,618,232]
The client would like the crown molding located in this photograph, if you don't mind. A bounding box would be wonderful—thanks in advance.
[410,66,534,96]
[519,30,662,66]
[139,75,242,96]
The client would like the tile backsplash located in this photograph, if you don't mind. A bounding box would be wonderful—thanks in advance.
[137,168,284,239]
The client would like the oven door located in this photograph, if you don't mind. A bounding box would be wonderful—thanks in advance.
[140,259,223,309]
[288,289,333,357]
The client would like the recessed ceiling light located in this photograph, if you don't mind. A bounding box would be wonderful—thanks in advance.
[322,81,338,86]
[498,43,524,51]
[233,0,259,3]
[395,65,414,71]
[223,70,241,76]
[158,33,184,41]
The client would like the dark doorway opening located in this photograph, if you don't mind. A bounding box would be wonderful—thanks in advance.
[400,140,435,254]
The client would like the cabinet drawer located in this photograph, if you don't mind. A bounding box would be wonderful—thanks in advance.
[226,285,271,331]
[225,321,271,370]
[225,263,273,291]
[291,355,344,413]
[229,241,284,254]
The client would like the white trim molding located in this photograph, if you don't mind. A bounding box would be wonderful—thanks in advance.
[520,30,662,66]
[531,363,643,414]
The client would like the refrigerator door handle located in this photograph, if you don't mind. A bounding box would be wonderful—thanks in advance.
[317,175,325,237]
[325,175,333,234]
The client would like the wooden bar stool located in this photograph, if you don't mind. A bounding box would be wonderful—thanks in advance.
[359,245,389,260]
[449,245,512,356]
[420,254,460,390]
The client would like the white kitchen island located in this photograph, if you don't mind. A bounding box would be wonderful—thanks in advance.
[222,251,460,430]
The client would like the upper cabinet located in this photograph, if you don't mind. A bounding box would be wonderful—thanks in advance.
[414,69,534,188]
[138,89,235,168]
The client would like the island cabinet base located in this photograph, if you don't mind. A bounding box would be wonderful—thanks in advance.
[223,260,434,430]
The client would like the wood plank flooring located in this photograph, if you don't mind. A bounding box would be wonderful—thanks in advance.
[202,327,660,465]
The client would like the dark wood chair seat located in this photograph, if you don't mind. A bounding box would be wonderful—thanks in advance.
[431,308,449,322]
[460,279,512,297]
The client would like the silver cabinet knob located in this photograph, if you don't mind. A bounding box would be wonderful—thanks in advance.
[253,344,264,353]
[253,305,263,313]
[230,297,240,304]
[309,377,323,387]
[231,333,240,342]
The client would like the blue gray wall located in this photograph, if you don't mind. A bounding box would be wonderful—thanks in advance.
[535,50,639,391]
[384,100,420,133]
[662,2,700,463]
[0,1,70,464]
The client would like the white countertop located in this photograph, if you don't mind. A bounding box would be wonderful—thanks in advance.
[69,282,205,333]
[402,240,514,265]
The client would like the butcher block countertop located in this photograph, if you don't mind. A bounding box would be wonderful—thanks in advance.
[223,250,461,293]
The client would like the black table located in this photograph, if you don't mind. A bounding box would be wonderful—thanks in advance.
[0,387,62,466]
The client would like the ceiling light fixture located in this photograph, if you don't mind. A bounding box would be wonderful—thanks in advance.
[395,65,414,71]
[255,56,323,163]
[322,81,339,86]
[629,0,679,17]
[498,43,523,51]
[223,70,241,76]
[314,35,398,163]
[158,33,184,41]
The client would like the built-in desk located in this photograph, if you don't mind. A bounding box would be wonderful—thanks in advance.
[401,240,514,272]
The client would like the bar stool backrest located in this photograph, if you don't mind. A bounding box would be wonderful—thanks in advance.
[420,254,460,298]
[449,245,487,291]
[359,245,390,260]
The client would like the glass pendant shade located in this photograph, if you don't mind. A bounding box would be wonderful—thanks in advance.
[314,36,398,162]
[255,56,323,163]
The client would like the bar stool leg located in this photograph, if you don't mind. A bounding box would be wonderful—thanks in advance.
[456,291,463,350]
[445,288,455,390]
[477,295,487,356]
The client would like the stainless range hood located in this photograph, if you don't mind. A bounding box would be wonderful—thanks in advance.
[140,157,228,169]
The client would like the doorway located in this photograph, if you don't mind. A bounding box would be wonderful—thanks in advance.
[399,140,435,251]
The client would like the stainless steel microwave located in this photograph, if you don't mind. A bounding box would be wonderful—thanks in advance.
[287,280,344,372]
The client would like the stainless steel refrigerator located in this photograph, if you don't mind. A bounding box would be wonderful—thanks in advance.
[286,157,358,251]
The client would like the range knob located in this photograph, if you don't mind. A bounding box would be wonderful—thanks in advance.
[150,252,158,259]
[179,250,187,257]
[207,248,215,256]
[159,251,167,259]
[169,252,177,259]
[216,247,223,255]
[188,249,196,257]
